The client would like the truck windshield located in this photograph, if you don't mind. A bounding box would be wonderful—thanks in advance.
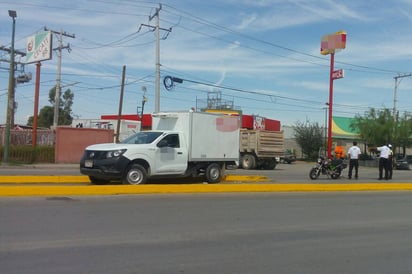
[121,131,164,144]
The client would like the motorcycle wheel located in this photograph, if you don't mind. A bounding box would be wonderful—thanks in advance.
[331,170,341,179]
[309,168,320,180]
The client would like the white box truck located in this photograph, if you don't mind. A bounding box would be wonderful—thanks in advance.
[80,111,240,184]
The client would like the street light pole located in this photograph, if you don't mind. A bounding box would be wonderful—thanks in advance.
[3,10,17,164]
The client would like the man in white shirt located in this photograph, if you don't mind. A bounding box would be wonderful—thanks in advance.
[377,144,390,180]
[388,144,393,179]
[347,141,361,179]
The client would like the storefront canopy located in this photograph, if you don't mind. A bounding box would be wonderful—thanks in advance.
[332,116,360,139]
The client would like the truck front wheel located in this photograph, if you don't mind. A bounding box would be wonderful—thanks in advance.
[241,154,256,169]
[123,164,147,185]
[89,176,109,185]
[205,163,222,183]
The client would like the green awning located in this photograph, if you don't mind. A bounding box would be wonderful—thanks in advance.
[332,116,360,139]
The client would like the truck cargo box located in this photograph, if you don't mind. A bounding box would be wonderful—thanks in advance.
[152,112,240,162]
[240,129,284,157]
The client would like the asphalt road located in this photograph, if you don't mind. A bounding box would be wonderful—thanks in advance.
[1,192,412,274]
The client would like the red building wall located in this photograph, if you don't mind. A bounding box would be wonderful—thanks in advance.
[55,127,114,163]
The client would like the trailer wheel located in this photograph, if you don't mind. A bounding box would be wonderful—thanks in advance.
[205,163,222,183]
[123,164,147,185]
[89,176,109,185]
[241,154,256,169]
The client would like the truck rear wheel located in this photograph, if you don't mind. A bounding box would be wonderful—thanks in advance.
[205,163,222,183]
[241,154,256,169]
[262,159,277,170]
[123,164,147,185]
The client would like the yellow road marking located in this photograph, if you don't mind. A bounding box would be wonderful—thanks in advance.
[1,183,412,196]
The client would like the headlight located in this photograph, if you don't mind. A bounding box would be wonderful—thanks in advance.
[106,149,126,158]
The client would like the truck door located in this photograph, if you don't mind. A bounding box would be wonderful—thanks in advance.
[153,133,188,174]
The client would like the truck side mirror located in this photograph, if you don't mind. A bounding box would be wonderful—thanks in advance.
[157,139,168,148]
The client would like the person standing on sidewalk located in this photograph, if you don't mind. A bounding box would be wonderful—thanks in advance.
[377,144,390,180]
[347,141,361,179]
[387,144,393,179]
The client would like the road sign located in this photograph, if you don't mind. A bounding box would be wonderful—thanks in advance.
[332,69,344,80]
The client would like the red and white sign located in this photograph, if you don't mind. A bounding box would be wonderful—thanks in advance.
[26,31,52,64]
[332,69,344,80]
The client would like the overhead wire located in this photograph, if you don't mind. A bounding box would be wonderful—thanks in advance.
[162,4,405,75]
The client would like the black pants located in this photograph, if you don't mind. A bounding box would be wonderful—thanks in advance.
[387,158,393,179]
[348,159,359,178]
[379,157,388,179]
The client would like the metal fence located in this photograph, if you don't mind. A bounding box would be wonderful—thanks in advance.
[0,128,55,146]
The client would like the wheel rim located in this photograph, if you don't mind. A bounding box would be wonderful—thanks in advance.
[310,168,319,179]
[243,158,250,168]
[242,155,255,169]
[127,169,143,184]
[209,167,220,180]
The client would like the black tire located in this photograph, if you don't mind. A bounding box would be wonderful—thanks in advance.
[309,167,320,180]
[241,154,256,170]
[205,163,222,183]
[89,176,109,185]
[262,159,277,170]
[123,164,147,185]
[331,170,341,179]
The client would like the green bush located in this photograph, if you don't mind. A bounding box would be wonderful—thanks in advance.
[0,145,54,164]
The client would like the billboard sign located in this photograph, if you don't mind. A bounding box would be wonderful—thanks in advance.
[26,31,52,64]
[321,31,346,55]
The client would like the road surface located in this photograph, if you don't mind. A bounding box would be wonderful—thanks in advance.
[1,192,412,274]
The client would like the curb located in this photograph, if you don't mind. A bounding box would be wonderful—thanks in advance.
[0,175,268,184]
[0,175,89,184]
[1,183,412,196]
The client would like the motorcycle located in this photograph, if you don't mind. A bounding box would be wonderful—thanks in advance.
[309,156,347,180]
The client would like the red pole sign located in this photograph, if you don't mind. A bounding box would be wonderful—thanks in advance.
[332,69,344,80]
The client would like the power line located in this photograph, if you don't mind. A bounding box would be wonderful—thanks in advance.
[163,4,406,75]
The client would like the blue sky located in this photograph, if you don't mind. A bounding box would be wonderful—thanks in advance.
[1,0,412,127]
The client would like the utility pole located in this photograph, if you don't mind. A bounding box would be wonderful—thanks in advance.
[0,46,27,129]
[393,73,412,118]
[139,4,171,112]
[44,27,75,129]
[116,65,126,143]
[3,10,17,164]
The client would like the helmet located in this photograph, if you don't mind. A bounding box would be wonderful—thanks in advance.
[388,144,392,148]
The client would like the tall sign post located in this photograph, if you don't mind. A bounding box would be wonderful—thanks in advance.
[320,31,346,158]
[26,31,53,147]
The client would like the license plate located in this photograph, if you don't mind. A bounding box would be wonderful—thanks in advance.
[85,160,93,168]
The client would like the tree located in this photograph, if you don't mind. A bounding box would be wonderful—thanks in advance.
[392,112,412,155]
[350,108,394,147]
[27,86,74,128]
[351,107,412,154]
[293,120,324,160]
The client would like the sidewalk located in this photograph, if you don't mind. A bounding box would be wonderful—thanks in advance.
[0,163,80,175]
